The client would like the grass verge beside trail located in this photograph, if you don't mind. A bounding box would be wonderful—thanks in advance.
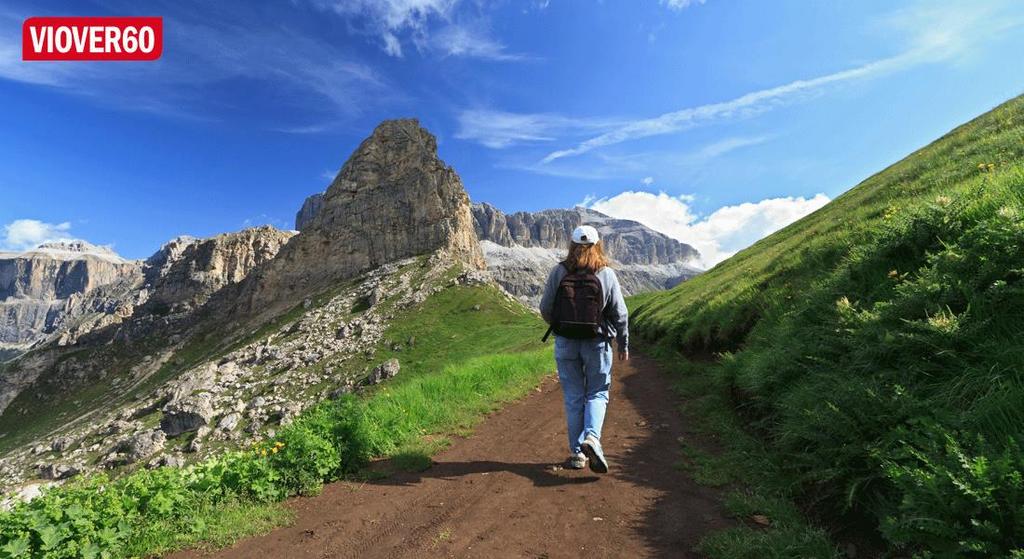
[640,342,839,559]
[0,284,554,558]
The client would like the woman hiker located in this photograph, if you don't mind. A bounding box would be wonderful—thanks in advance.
[539,225,629,474]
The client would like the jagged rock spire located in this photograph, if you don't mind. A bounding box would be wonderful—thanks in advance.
[242,119,484,314]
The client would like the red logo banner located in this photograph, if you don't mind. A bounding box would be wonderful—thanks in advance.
[22,17,163,61]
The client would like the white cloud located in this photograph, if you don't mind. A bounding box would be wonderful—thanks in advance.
[542,1,1017,163]
[1,219,76,252]
[661,0,706,10]
[587,191,830,267]
[641,176,654,186]
[455,109,623,148]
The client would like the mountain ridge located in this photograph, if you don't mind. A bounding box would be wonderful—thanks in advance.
[471,202,701,303]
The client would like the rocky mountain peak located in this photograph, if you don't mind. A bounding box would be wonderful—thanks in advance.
[243,119,483,315]
[472,203,700,266]
[0,242,141,354]
[471,203,702,304]
[4,240,129,265]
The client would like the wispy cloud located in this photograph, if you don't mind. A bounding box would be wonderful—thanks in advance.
[168,18,388,118]
[495,158,625,181]
[541,56,904,163]
[241,214,286,229]
[541,1,1016,163]
[660,0,707,10]
[309,0,525,61]
[512,134,768,181]
[429,23,529,61]
[455,109,623,148]
[688,136,770,161]
[0,7,388,127]
[309,0,454,57]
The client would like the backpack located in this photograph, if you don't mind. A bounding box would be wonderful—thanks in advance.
[542,263,604,341]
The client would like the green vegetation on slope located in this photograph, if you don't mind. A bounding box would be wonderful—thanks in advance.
[642,344,839,559]
[0,282,553,558]
[631,95,1024,557]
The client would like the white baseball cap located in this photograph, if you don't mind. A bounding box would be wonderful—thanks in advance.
[571,225,600,245]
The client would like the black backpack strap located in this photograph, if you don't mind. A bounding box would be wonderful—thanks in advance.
[542,263,570,343]
[541,324,553,342]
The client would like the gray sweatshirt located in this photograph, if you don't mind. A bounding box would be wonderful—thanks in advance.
[539,264,629,352]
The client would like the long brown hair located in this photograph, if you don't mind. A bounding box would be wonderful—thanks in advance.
[564,241,610,273]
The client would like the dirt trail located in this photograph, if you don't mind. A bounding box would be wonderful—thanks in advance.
[171,352,731,559]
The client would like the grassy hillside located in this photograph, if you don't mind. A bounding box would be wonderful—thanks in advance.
[631,95,1024,556]
[0,280,553,558]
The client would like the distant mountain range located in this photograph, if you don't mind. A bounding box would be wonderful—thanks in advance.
[298,190,702,307]
[470,203,701,304]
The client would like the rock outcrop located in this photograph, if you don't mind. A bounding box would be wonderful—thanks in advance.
[0,227,298,362]
[239,119,484,316]
[142,226,295,315]
[471,204,702,303]
[0,241,141,356]
[366,358,400,385]
[295,193,324,231]
[0,226,296,417]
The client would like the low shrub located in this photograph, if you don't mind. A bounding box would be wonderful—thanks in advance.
[267,426,339,496]
[882,429,1024,557]
[711,178,1024,555]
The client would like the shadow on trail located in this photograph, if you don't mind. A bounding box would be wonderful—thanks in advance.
[606,351,733,556]
[371,460,601,488]
[369,351,732,557]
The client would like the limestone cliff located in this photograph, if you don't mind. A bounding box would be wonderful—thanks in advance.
[294,193,323,231]
[239,119,483,315]
[0,226,296,420]
[0,242,141,355]
[143,226,295,315]
[471,203,702,303]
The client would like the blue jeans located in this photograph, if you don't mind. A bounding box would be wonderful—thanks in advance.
[554,335,613,454]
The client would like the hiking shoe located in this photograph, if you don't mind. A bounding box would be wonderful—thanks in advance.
[567,453,587,470]
[580,435,609,474]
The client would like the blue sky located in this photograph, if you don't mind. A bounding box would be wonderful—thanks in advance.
[1,0,1023,264]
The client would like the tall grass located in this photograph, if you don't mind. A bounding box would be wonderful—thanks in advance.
[631,95,1024,556]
